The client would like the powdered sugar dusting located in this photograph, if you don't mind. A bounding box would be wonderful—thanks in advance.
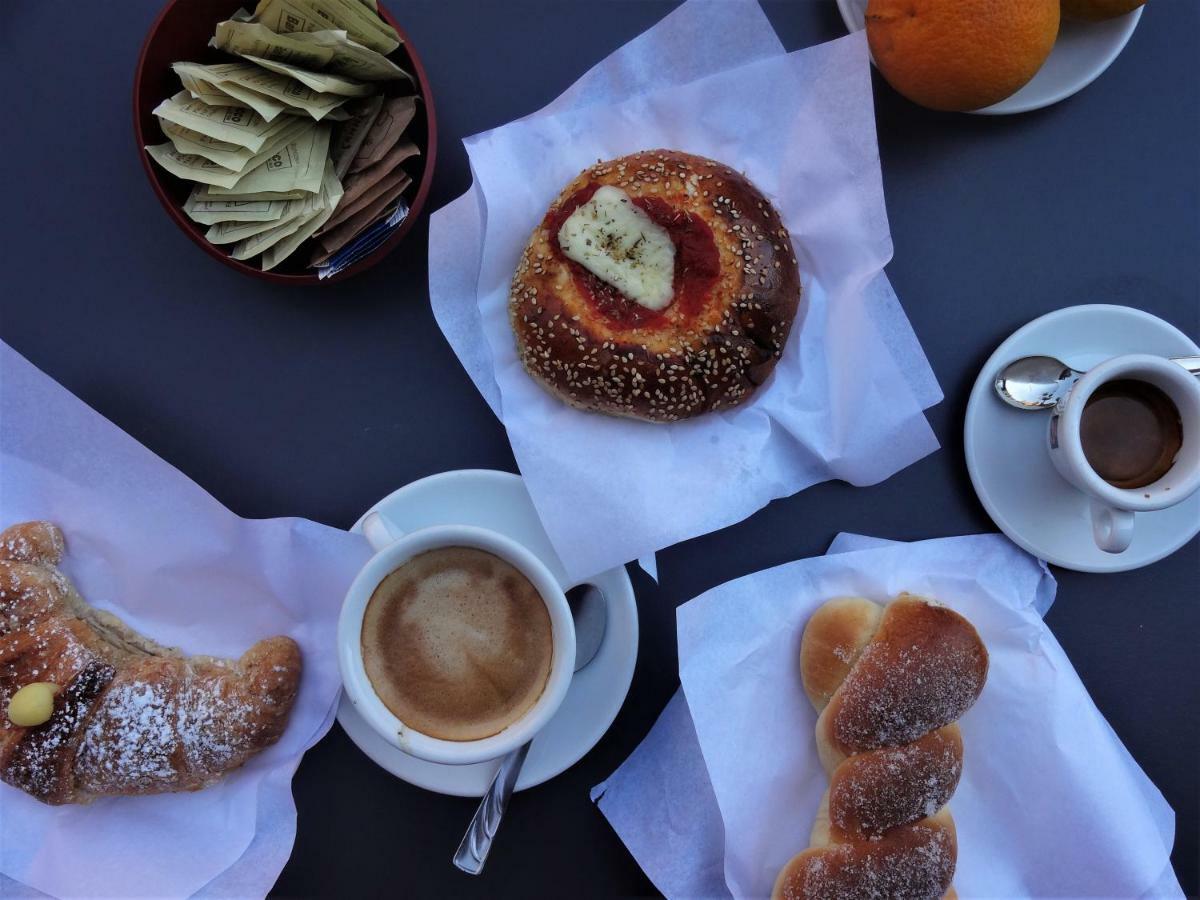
[780,821,955,900]
[0,522,65,567]
[832,601,986,753]
[178,668,262,776]
[0,561,72,634]
[3,663,114,802]
[830,729,962,837]
[75,664,267,797]
[76,680,179,791]
[1,618,101,700]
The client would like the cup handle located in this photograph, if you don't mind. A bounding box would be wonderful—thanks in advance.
[1090,501,1134,554]
[362,511,405,551]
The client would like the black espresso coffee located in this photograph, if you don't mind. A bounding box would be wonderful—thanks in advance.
[1079,379,1183,489]
[361,547,553,742]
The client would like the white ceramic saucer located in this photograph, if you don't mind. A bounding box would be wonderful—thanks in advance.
[965,305,1200,573]
[336,469,638,797]
[836,0,1143,115]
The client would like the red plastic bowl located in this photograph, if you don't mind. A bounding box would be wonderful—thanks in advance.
[133,0,437,284]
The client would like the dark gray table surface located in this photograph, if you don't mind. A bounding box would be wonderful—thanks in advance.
[4,1,1197,897]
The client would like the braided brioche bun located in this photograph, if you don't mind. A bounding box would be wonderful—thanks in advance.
[775,594,988,900]
[509,150,802,422]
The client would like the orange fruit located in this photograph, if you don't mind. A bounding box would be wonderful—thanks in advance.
[1061,0,1146,20]
[866,0,1061,112]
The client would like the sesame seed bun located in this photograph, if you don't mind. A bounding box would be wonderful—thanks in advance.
[509,149,802,423]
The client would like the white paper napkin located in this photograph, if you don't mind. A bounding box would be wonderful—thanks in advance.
[429,0,942,583]
[0,342,372,900]
[592,689,731,900]
[592,533,1184,899]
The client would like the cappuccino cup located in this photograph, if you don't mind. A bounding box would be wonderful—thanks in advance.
[1047,353,1200,554]
[338,514,576,765]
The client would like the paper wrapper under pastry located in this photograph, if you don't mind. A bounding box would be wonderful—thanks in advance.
[0,342,371,898]
[428,9,942,581]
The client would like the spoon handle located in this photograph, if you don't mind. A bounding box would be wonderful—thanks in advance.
[1173,356,1200,375]
[452,741,531,875]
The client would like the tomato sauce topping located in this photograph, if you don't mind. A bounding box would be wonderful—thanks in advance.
[544,182,721,330]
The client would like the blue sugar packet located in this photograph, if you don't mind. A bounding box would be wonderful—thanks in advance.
[316,198,410,279]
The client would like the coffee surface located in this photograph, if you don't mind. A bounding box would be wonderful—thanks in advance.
[361,546,553,742]
[1080,379,1182,489]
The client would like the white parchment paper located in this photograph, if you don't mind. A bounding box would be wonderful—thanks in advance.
[0,342,372,899]
[429,0,942,583]
[593,533,1183,899]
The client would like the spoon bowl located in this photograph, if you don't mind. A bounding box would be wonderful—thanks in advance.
[566,584,608,673]
[994,355,1081,410]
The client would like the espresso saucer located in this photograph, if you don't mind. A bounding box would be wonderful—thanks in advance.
[964,305,1200,573]
[337,469,638,797]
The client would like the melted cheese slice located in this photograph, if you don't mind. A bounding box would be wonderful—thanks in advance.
[557,186,676,310]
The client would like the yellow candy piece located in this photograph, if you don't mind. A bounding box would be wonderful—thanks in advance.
[8,682,60,727]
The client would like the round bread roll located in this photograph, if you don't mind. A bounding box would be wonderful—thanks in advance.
[509,150,802,422]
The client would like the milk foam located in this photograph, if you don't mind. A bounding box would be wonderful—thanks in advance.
[361,547,553,742]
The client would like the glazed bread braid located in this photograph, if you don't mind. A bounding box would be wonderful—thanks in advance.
[773,594,988,900]
[0,521,301,805]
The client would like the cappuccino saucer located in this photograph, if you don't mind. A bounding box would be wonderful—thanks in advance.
[964,304,1200,573]
[336,468,638,797]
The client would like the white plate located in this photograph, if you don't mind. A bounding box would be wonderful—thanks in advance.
[336,469,639,797]
[965,305,1200,573]
[835,0,1143,115]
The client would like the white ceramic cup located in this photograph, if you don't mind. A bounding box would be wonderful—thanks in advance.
[338,513,576,766]
[1047,353,1200,554]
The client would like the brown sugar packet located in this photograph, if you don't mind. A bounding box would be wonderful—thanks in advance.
[348,96,417,174]
[330,94,384,179]
[317,178,410,254]
[339,140,419,209]
[323,169,410,232]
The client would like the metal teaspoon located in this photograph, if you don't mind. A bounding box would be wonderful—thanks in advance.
[452,583,609,875]
[994,354,1200,410]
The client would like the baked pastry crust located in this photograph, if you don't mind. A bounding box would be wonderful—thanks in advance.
[0,521,301,805]
[510,149,802,422]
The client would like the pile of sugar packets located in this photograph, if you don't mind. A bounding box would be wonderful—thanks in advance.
[145,0,420,273]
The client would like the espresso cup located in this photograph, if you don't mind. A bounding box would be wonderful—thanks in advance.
[1047,353,1200,554]
[338,514,576,765]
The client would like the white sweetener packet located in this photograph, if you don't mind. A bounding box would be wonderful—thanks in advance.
[0,342,372,899]
[430,0,941,583]
[591,533,1183,899]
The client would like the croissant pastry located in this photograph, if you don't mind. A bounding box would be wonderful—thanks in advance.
[0,521,301,804]
[774,593,988,900]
